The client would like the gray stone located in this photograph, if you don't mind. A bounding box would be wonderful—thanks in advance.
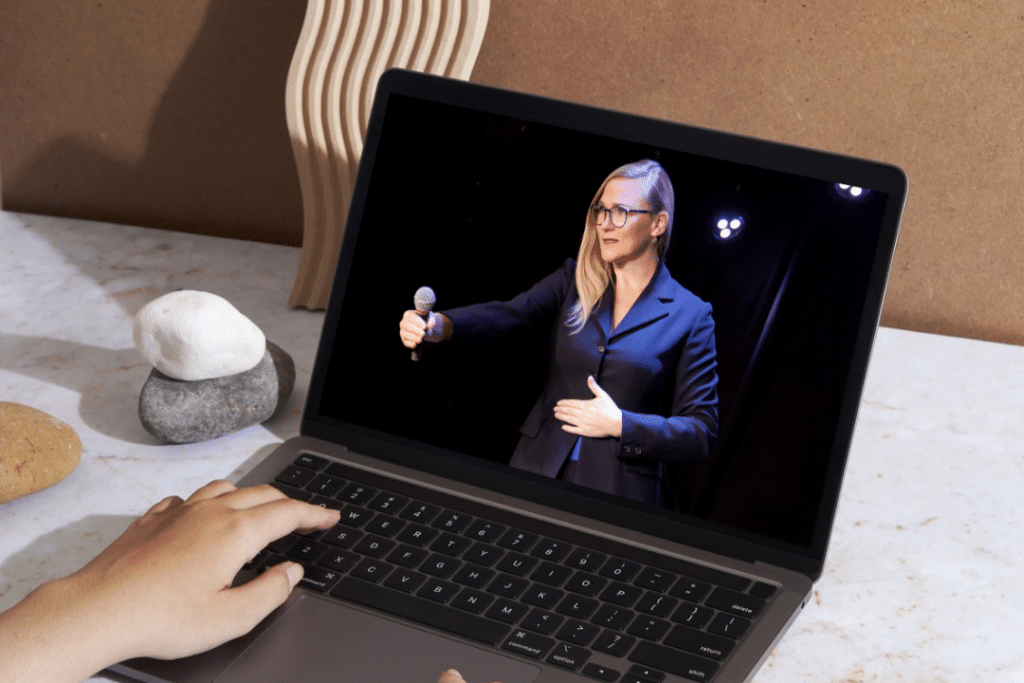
[139,340,295,444]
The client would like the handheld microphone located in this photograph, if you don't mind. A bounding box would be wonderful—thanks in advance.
[412,286,436,361]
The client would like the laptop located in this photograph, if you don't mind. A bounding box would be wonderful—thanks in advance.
[113,69,906,683]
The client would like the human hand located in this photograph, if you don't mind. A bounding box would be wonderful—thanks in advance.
[554,375,623,438]
[399,309,448,348]
[60,481,339,664]
[438,668,506,683]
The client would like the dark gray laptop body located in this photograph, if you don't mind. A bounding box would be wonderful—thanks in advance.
[112,69,906,683]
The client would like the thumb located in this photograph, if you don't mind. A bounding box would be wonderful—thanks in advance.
[221,561,302,634]
[438,669,467,683]
[587,375,608,398]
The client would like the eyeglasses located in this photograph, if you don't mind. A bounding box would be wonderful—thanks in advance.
[590,204,656,228]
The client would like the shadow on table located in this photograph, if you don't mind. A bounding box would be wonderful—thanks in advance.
[0,334,301,444]
[0,513,136,612]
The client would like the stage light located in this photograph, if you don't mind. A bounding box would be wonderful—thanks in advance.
[836,183,868,199]
[715,215,743,240]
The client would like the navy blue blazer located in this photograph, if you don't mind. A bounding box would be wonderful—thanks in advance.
[444,258,719,507]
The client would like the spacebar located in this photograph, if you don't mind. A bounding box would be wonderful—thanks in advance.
[330,577,510,646]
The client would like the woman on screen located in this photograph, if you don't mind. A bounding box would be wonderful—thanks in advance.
[398,160,718,508]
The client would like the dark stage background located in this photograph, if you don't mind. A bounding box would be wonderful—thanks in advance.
[318,95,890,550]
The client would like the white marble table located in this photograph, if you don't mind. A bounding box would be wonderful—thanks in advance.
[1,210,1021,682]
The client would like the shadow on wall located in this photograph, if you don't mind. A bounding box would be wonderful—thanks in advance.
[4,0,306,246]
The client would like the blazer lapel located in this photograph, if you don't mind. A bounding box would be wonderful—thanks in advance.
[608,261,676,342]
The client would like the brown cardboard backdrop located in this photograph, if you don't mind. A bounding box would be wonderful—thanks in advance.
[2,1,1023,344]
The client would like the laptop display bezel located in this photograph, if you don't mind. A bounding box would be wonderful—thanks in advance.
[301,69,906,581]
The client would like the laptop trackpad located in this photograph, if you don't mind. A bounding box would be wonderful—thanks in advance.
[215,595,542,683]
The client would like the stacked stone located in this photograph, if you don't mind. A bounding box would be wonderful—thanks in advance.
[134,291,295,444]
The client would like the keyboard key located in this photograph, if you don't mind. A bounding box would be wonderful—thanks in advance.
[531,539,572,562]
[629,641,719,682]
[274,465,317,489]
[453,564,495,589]
[486,598,530,624]
[339,507,374,528]
[368,492,409,514]
[555,594,599,619]
[705,587,765,618]
[430,532,472,556]
[531,562,572,586]
[432,510,473,533]
[522,584,564,610]
[269,482,312,501]
[353,535,395,559]
[487,574,529,599]
[464,520,506,543]
[399,501,441,524]
[395,523,438,547]
[501,629,555,660]
[634,567,676,592]
[546,642,591,671]
[382,568,426,593]
[298,565,343,592]
[337,483,378,505]
[635,592,678,618]
[320,525,362,548]
[628,665,667,682]
[591,604,634,630]
[267,535,296,553]
[286,539,328,564]
[671,603,714,629]
[601,581,643,606]
[750,581,777,599]
[421,553,462,579]
[364,515,406,538]
[582,663,621,682]
[565,571,607,597]
[294,453,328,470]
[592,630,636,657]
[495,552,538,577]
[242,549,270,572]
[708,612,751,640]
[565,548,606,572]
[664,625,735,661]
[417,578,460,603]
[627,615,671,641]
[599,558,641,582]
[305,474,346,497]
[555,618,600,646]
[497,529,539,552]
[308,494,344,511]
[350,558,392,583]
[451,588,493,614]
[521,608,564,635]
[669,578,712,603]
[318,549,359,573]
[387,545,430,568]
[332,577,509,646]
[463,542,504,567]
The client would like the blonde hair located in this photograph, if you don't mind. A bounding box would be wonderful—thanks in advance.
[566,159,675,334]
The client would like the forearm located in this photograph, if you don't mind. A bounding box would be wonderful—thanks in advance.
[0,576,126,683]
[618,410,716,462]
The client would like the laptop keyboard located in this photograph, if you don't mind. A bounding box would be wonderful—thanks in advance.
[243,454,776,683]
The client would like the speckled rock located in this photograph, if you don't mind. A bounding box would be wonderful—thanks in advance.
[138,340,295,444]
[0,403,82,504]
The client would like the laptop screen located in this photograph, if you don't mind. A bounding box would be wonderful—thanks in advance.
[306,71,905,576]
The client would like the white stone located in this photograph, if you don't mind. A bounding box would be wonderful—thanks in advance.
[133,290,266,381]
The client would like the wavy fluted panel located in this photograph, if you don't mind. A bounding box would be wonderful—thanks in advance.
[288,0,490,309]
